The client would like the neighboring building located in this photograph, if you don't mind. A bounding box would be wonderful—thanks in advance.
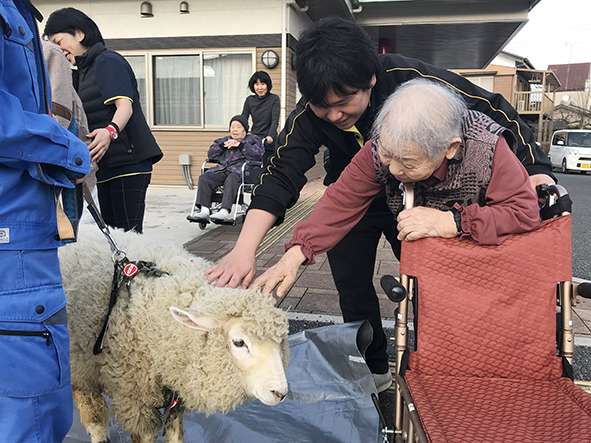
[548,63,591,129]
[551,63,591,90]
[455,51,560,149]
[36,0,541,185]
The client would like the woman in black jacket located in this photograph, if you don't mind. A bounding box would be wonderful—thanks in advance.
[45,8,162,233]
[241,71,280,167]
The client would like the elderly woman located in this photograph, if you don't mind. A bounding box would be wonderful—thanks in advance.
[254,78,541,297]
[194,116,263,222]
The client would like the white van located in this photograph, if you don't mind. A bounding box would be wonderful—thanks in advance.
[549,129,591,173]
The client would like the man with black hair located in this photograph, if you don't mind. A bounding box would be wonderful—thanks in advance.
[207,17,555,392]
[0,0,90,439]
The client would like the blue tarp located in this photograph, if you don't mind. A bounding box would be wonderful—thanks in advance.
[66,322,382,442]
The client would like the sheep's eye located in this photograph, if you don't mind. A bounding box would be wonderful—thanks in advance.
[232,339,246,348]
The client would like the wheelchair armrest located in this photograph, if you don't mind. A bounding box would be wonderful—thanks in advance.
[537,184,572,220]
[241,161,263,181]
[201,159,221,173]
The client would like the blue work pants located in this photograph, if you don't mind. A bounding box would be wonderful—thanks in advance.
[0,249,73,442]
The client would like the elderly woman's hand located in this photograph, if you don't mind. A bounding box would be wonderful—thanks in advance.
[397,207,457,241]
[224,139,241,149]
[252,246,306,298]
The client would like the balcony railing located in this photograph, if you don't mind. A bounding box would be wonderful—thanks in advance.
[513,91,554,114]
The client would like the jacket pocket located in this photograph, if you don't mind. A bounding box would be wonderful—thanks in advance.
[0,286,70,398]
[0,319,65,397]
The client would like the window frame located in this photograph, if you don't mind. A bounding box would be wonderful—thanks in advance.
[120,52,149,118]
[118,48,256,131]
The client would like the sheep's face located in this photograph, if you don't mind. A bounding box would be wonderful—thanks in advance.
[169,306,288,407]
[225,319,288,406]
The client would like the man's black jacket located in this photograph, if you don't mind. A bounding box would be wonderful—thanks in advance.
[251,53,552,224]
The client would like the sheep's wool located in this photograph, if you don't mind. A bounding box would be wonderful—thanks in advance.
[59,227,289,434]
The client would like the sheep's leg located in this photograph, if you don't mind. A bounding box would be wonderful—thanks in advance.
[130,434,154,443]
[111,397,159,443]
[164,414,184,443]
[73,389,110,443]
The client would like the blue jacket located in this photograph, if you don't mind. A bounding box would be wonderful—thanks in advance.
[0,0,90,250]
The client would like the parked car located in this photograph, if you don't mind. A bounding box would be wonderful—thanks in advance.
[549,129,591,174]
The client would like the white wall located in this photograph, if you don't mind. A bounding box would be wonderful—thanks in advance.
[37,0,284,39]
[492,52,520,68]
[556,90,591,110]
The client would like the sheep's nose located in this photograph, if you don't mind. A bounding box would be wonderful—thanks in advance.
[271,390,287,402]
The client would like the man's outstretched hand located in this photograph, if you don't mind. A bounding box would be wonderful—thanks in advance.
[206,247,256,288]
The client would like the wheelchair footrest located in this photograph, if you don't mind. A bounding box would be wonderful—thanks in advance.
[210,212,246,226]
[187,215,210,223]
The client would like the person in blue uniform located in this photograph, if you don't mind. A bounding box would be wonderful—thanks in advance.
[0,0,91,440]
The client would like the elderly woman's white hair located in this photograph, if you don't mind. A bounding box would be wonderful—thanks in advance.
[372,78,467,160]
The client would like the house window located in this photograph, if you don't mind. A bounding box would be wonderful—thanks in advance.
[467,76,494,92]
[153,54,202,126]
[123,55,147,113]
[203,53,252,126]
[118,50,254,128]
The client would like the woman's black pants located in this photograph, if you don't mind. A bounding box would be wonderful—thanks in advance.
[97,173,151,234]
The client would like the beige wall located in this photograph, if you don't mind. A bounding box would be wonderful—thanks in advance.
[37,0,283,39]
[493,75,514,103]
[455,64,518,105]
[151,130,226,186]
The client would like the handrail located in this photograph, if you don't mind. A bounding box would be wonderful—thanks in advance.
[513,90,554,114]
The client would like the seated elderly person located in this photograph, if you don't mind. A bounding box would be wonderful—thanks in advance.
[254,78,541,295]
[194,115,263,222]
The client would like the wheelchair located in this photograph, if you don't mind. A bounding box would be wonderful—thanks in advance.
[187,159,262,230]
[378,184,591,442]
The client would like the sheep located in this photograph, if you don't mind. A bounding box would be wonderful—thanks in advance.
[59,228,289,443]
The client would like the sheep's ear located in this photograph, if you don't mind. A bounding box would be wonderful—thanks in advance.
[169,306,220,332]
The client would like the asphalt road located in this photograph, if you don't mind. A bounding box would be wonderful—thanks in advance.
[555,172,591,280]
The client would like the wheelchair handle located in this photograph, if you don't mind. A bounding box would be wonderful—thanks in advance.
[536,183,572,219]
[536,183,568,200]
[380,275,407,303]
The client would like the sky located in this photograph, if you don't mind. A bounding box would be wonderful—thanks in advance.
[504,0,591,69]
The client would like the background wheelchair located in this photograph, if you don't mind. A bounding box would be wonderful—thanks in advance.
[379,184,591,442]
[187,159,262,230]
